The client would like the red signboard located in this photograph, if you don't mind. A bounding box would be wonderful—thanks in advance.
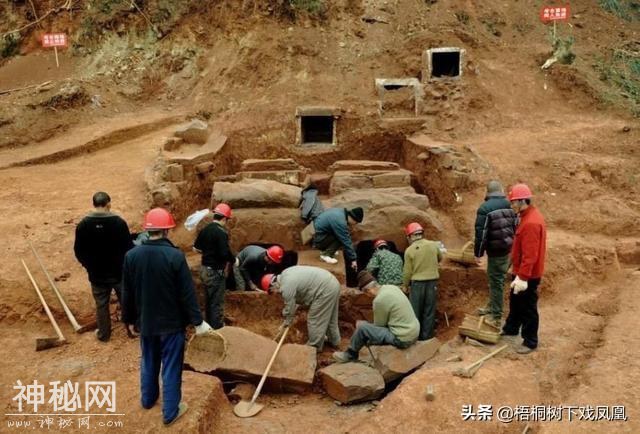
[42,33,68,48]
[540,5,570,22]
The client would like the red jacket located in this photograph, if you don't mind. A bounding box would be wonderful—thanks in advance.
[511,206,546,280]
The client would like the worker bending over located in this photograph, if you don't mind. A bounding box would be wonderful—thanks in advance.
[233,244,283,291]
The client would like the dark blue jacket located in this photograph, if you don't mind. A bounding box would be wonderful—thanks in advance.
[121,238,202,336]
[474,193,518,257]
[313,208,356,261]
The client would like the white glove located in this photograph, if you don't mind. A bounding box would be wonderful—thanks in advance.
[195,321,213,335]
[510,276,528,294]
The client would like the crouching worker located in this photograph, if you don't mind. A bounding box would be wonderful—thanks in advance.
[261,265,341,351]
[122,208,212,426]
[333,271,419,363]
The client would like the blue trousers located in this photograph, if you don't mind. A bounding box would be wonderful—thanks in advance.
[140,331,185,424]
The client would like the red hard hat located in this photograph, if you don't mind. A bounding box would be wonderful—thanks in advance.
[261,274,275,292]
[404,222,424,236]
[266,246,284,264]
[373,239,388,249]
[213,203,232,219]
[143,208,176,230]
[508,183,533,201]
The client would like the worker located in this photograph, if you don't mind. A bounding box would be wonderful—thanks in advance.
[313,207,364,269]
[333,271,419,362]
[261,265,341,351]
[193,203,234,329]
[502,184,546,355]
[365,239,404,286]
[473,180,518,328]
[121,208,212,426]
[73,191,133,342]
[403,222,442,340]
[233,245,284,291]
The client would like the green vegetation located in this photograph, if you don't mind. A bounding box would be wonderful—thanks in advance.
[455,11,470,25]
[290,0,325,15]
[599,0,640,20]
[1,33,20,58]
[595,46,640,116]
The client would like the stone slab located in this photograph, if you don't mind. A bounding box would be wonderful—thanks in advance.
[319,362,385,403]
[358,338,441,382]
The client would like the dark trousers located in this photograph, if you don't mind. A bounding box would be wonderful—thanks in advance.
[347,322,414,356]
[314,233,342,257]
[200,266,225,329]
[140,331,185,424]
[91,281,122,341]
[503,277,540,349]
[410,279,437,340]
[487,255,510,320]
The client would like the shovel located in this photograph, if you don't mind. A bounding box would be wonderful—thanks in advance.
[28,240,95,333]
[22,259,67,351]
[233,326,289,418]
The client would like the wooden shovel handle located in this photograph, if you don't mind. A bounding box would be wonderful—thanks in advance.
[22,259,65,341]
[28,240,81,330]
[249,326,290,405]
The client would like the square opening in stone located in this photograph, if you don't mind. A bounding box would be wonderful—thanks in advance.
[431,51,461,78]
[301,116,334,145]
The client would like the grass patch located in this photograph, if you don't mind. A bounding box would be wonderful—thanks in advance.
[594,46,640,116]
[1,33,20,58]
[599,0,640,20]
[290,0,326,15]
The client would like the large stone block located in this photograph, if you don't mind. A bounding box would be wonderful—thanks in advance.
[228,208,305,251]
[319,362,385,403]
[240,158,300,171]
[212,179,302,208]
[354,206,443,249]
[237,169,309,187]
[371,169,412,188]
[174,119,210,144]
[185,326,317,393]
[329,187,429,211]
[329,160,400,173]
[330,171,374,195]
[358,338,441,382]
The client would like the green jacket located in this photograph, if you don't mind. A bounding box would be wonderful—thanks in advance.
[403,238,442,287]
[373,285,419,343]
[366,249,403,286]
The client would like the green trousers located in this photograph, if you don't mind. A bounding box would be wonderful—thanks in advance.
[486,255,510,320]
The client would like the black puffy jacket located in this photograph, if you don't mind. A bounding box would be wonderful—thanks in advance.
[474,193,517,257]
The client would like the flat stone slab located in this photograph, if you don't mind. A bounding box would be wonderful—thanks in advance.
[237,169,309,187]
[165,133,227,165]
[174,119,210,144]
[329,187,429,211]
[358,338,441,382]
[330,169,412,195]
[328,160,400,173]
[319,362,385,403]
[185,326,316,393]
[229,208,306,251]
[212,179,301,208]
[240,158,300,171]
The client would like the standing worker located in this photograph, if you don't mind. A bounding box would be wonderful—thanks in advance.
[333,271,419,362]
[313,207,364,269]
[261,265,341,351]
[193,203,234,329]
[121,208,212,426]
[473,180,518,328]
[74,191,133,342]
[365,239,404,286]
[233,244,284,291]
[501,184,546,355]
[403,222,442,340]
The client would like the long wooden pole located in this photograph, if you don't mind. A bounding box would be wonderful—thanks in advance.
[247,326,290,408]
[22,259,65,341]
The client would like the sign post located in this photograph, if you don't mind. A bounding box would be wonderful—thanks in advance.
[540,5,571,40]
[42,33,68,68]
